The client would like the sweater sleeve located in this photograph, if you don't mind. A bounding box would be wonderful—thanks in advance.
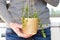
[44,0,59,7]
[0,0,14,23]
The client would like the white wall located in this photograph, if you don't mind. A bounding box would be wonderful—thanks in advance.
[51,27,60,40]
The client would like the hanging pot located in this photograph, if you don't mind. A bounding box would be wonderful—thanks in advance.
[22,18,38,35]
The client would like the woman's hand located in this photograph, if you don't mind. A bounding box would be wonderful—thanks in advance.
[9,22,33,38]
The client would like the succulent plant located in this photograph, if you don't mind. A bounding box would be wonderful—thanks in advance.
[21,0,46,38]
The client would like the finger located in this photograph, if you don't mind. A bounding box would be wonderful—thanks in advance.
[12,27,23,37]
[22,34,32,38]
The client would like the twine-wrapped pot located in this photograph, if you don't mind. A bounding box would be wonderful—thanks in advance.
[21,0,46,38]
[22,18,38,35]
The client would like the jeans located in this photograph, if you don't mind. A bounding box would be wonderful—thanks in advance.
[6,27,51,40]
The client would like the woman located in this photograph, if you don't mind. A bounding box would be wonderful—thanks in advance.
[0,0,59,40]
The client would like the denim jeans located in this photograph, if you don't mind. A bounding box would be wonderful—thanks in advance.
[6,27,51,40]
